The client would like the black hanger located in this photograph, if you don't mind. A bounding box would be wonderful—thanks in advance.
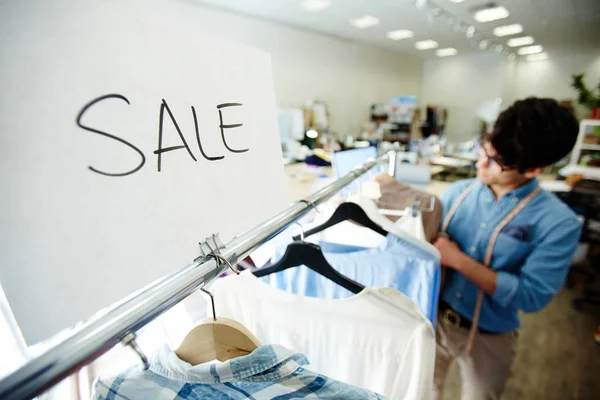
[292,202,388,241]
[253,242,364,294]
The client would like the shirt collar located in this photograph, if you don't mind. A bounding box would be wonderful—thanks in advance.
[511,178,539,201]
[481,177,539,202]
[150,344,307,384]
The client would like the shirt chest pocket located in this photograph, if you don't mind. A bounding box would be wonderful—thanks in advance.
[491,232,533,272]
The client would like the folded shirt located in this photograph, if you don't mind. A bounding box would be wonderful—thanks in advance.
[92,343,385,399]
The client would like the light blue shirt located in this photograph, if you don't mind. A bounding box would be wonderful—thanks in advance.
[266,234,441,326]
[440,178,581,332]
[93,344,385,399]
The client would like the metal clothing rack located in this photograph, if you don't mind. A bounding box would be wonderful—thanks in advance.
[0,152,394,400]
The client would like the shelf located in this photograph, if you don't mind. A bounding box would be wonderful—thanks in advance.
[581,144,600,151]
[581,119,600,127]
[559,165,600,180]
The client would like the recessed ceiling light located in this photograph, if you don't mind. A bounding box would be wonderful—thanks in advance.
[527,53,548,61]
[387,29,415,40]
[493,24,523,37]
[306,129,319,138]
[415,0,428,9]
[508,53,516,60]
[518,45,543,55]
[478,39,490,50]
[495,45,504,52]
[507,36,535,47]
[437,48,458,57]
[300,0,331,12]
[350,15,379,29]
[415,40,439,50]
[466,26,476,38]
[473,6,510,23]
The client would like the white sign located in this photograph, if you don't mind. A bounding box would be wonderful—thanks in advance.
[0,2,287,344]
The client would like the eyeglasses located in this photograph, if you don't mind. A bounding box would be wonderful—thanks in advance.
[479,148,511,171]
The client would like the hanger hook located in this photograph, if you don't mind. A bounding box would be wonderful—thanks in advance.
[121,332,150,370]
[201,287,217,321]
[424,196,435,213]
[298,199,320,213]
[295,221,305,242]
[215,253,240,275]
[205,241,239,275]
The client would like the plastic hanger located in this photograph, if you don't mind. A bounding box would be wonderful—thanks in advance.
[291,202,388,241]
[347,195,440,258]
[254,224,365,294]
[175,255,261,365]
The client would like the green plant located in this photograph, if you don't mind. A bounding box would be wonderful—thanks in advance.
[571,73,600,109]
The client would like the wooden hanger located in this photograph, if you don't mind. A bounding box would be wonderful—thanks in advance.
[175,254,261,366]
[175,316,261,365]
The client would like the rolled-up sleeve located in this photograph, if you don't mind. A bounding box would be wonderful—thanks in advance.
[492,217,582,312]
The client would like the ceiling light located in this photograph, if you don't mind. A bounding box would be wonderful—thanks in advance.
[527,53,548,61]
[507,36,535,47]
[300,0,331,12]
[466,26,476,38]
[387,29,414,40]
[449,0,468,3]
[478,39,489,50]
[415,0,428,9]
[508,53,516,60]
[495,45,504,52]
[437,48,458,57]
[350,15,379,29]
[473,6,510,23]
[518,45,543,55]
[306,129,318,139]
[493,24,523,37]
[415,40,439,50]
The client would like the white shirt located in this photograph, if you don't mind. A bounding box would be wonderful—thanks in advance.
[210,272,435,399]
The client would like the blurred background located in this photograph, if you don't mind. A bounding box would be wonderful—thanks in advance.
[1,1,600,399]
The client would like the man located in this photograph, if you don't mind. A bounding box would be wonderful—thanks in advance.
[433,97,582,399]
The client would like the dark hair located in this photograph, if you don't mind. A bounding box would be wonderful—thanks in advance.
[487,97,579,172]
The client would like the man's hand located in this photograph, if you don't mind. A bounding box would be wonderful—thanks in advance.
[434,236,466,270]
[434,236,498,295]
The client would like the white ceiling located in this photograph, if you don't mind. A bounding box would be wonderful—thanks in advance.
[193,0,600,58]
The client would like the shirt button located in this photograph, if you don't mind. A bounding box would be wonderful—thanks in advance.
[471,246,476,252]
[481,223,486,228]
[456,292,462,299]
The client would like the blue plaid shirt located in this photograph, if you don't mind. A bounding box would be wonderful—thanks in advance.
[93,344,385,399]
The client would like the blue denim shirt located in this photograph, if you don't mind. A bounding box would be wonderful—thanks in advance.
[93,344,385,399]
[441,178,581,332]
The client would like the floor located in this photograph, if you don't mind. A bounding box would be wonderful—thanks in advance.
[441,272,600,400]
